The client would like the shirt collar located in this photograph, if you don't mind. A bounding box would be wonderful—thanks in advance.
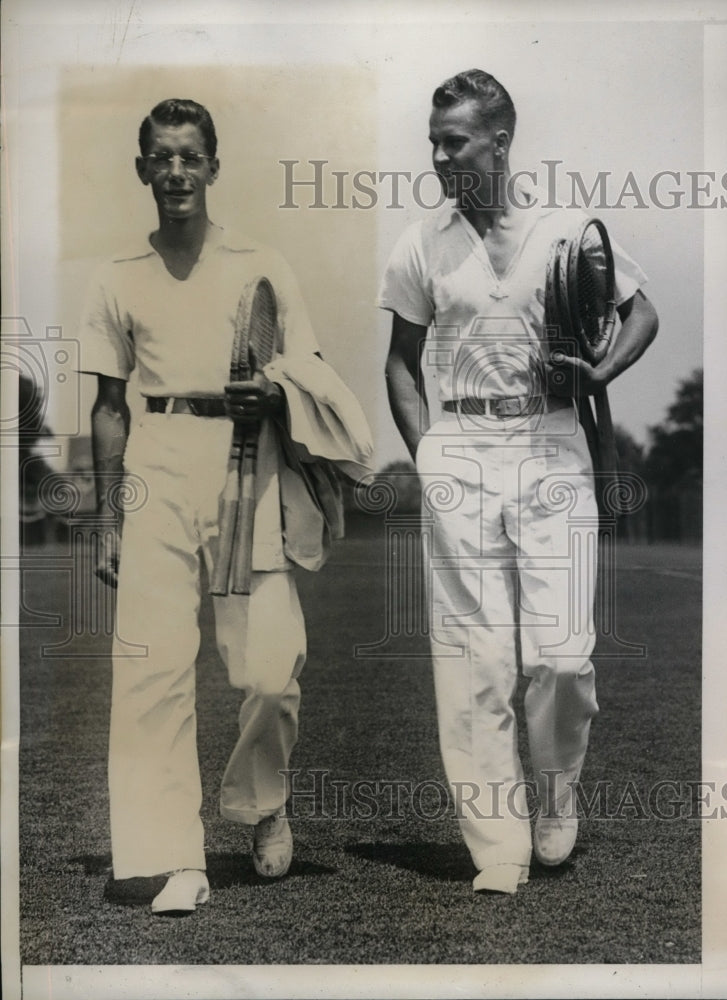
[111,223,257,263]
[434,172,560,232]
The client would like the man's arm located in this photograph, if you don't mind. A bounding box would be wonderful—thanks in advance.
[548,289,659,396]
[91,374,130,587]
[385,313,429,462]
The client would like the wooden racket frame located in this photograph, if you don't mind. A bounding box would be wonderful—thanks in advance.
[209,276,280,597]
[544,218,620,520]
[566,217,617,366]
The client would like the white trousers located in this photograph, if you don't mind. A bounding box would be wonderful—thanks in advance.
[109,414,306,879]
[416,406,599,872]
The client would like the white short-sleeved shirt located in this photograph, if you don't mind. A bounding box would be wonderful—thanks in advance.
[78,224,319,395]
[378,188,647,402]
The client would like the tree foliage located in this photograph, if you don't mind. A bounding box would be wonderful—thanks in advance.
[644,368,703,489]
[19,375,53,492]
[613,425,644,475]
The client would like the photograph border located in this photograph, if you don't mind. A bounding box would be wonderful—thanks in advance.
[3,2,726,998]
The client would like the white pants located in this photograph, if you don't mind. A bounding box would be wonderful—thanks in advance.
[416,406,599,872]
[108,414,306,879]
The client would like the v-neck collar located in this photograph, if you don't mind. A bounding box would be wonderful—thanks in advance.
[435,175,561,295]
[109,226,263,288]
[148,222,227,280]
[456,209,540,288]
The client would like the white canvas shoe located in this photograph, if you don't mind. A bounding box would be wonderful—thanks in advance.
[253,808,293,878]
[533,812,579,866]
[151,869,210,914]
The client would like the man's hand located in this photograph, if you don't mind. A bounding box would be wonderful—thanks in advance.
[94,528,121,589]
[224,372,284,424]
[546,352,607,398]
[547,292,659,399]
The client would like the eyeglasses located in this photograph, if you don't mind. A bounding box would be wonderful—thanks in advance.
[143,151,214,173]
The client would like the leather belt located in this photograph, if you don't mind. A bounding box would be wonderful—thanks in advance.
[145,396,227,417]
[443,395,572,418]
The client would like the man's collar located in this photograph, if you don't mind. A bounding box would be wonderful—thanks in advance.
[434,203,461,232]
[111,224,258,263]
[434,172,560,231]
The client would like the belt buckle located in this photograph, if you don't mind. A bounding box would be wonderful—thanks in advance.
[186,398,202,416]
[492,397,523,418]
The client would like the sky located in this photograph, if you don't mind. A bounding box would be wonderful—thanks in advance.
[3,3,710,472]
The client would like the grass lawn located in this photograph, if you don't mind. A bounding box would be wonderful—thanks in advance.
[17,516,701,966]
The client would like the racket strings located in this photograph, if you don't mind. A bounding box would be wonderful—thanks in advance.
[249,281,278,371]
[544,238,565,332]
[568,220,615,364]
[577,248,607,344]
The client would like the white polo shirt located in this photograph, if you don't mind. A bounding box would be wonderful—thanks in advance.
[78,224,319,395]
[378,189,647,402]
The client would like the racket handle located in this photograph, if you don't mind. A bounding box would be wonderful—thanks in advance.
[231,431,259,595]
[594,389,618,471]
[209,437,243,597]
[591,388,619,522]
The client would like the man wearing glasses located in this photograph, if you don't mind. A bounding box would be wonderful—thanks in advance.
[79,98,371,913]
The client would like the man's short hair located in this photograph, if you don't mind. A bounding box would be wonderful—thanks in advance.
[138,98,218,157]
[432,69,516,139]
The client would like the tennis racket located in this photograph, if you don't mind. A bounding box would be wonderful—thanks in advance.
[544,218,619,518]
[209,276,282,596]
[231,277,280,594]
[566,218,620,485]
[565,217,617,366]
[544,236,571,392]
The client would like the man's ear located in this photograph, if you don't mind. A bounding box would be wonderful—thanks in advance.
[207,157,220,185]
[494,130,510,160]
[135,156,150,185]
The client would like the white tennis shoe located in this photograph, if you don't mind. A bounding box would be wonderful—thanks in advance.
[151,869,210,914]
[533,812,579,866]
[253,808,293,878]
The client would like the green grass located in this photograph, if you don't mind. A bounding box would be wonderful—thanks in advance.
[17,519,701,965]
